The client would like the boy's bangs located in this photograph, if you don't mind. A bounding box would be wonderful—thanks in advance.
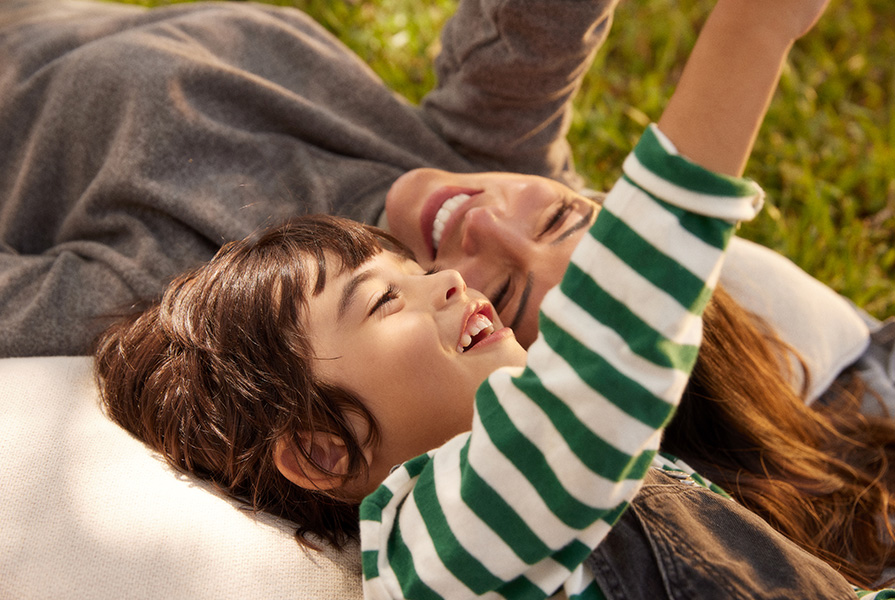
[286,218,416,296]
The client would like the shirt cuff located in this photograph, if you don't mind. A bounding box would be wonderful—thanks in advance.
[622,124,765,223]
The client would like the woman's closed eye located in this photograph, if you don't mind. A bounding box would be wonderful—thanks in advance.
[540,199,596,246]
[491,276,512,315]
[538,200,573,238]
[492,273,532,333]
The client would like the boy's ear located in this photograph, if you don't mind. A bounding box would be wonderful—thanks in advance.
[273,432,353,491]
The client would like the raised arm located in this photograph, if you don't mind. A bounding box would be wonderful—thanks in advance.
[421,0,618,188]
[658,0,829,176]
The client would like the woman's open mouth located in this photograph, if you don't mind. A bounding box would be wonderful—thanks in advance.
[419,187,480,260]
[432,193,471,252]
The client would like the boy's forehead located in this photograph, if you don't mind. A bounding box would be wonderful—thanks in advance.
[305,249,417,326]
[327,248,416,282]
[311,248,416,299]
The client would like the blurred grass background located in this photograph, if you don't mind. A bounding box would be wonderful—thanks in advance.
[105,0,895,319]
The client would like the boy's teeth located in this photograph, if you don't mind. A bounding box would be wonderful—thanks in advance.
[467,314,490,336]
[432,193,471,251]
[458,333,472,353]
[457,313,495,352]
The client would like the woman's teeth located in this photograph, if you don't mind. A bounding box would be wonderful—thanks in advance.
[457,313,495,353]
[432,193,471,251]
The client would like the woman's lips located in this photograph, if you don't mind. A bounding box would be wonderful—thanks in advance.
[419,186,480,260]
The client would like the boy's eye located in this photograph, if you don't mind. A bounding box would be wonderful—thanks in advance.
[369,284,399,316]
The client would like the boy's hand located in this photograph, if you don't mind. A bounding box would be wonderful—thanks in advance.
[655,0,830,177]
[731,0,830,43]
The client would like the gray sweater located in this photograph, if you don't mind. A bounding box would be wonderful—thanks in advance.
[0,0,614,356]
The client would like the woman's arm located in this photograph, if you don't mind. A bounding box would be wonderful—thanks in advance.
[421,0,617,186]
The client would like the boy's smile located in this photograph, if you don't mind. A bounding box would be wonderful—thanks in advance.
[303,250,527,493]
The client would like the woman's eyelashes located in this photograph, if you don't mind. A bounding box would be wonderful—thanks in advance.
[488,201,579,326]
[538,200,573,239]
[493,202,570,318]
[491,277,512,316]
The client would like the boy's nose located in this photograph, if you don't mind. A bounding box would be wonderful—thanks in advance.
[433,268,466,308]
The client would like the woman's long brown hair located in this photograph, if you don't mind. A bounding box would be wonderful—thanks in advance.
[663,286,895,589]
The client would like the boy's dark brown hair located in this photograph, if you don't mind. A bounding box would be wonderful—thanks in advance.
[94,215,410,549]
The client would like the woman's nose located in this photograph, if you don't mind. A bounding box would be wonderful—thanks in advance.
[460,206,524,260]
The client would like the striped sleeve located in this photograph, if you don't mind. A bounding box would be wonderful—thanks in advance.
[360,124,764,600]
[857,590,895,598]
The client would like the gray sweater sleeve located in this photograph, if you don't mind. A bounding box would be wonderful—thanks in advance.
[422,0,617,189]
[0,0,616,358]
[0,1,450,357]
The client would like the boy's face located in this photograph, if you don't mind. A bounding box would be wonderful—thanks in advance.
[384,168,599,349]
[305,250,527,490]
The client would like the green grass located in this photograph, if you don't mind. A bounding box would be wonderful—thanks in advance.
[104,0,895,320]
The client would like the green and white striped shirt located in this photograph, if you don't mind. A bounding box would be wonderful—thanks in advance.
[359,125,894,599]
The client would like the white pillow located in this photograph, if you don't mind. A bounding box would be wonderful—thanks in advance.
[0,356,363,600]
[721,237,870,402]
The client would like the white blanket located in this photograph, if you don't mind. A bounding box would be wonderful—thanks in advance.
[0,356,363,600]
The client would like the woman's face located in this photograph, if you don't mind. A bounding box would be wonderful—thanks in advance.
[385,169,599,348]
[305,249,526,490]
